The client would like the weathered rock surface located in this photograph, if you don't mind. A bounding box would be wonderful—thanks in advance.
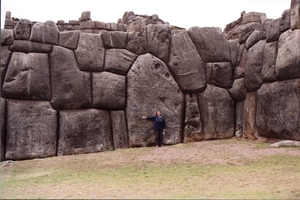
[227,78,247,102]
[58,109,113,156]
[5,100,57,160]
[126,18,148,55]
[10,40,52,53]
[30,21,59,44]
[1,29,14,45]
[235,44,247,79]
[111,110,129,149]
[1,46,11,84]
[262,41,278,82]
[245,30,264,49]
[100,30,127,49]
[92,72,126,110]
[242,12,266,25]
[126,53,184,147]
[256,79,300,140]
[280,9,291,32]
[2,52,51,100]
[168,29,206,93]
[206,62,233,89]
[239,22,262,44]
[275,29,300,80]
[188,27,231,62]
[242,92,258,140]
[266,18,281,43]
[244,40,266,92]
[13,19,32,40]
[290,0,300,30]
[197,84,235,140]
[147,24,171,63]
[183,94,202,143]
[104,49,137,75]
[50,46,92,109]
[59,30,80,50]
[228,39,239,66]
[75,33,105,71]
[235,101,244,138]
[0,98,5,161]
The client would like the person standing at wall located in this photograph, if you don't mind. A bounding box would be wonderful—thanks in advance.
[142,110,166,147]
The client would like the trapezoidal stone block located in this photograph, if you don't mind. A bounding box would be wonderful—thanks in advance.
[5,100,57,160]
[30,21,59,45]
[50,46,92,110]
[126,53,184,147]
[2,52,51,101]
[58,109,113,156]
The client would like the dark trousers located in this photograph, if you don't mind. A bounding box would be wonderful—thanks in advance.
[155,130,163,147]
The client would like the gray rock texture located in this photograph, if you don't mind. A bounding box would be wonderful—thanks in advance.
[58,109,113,156]
[111,110,129,149]
[30,21,59,44]
[5,100,57,160]
[126,53,184,147]
[168,29,206,93]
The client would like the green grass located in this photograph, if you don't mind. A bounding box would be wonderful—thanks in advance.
[1,140,300,199]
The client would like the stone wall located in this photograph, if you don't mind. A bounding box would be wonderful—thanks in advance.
[1,0,300,161]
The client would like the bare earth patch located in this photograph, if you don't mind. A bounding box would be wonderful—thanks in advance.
[1,138,300,199]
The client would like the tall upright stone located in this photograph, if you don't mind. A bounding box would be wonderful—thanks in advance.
[290,0,300,30]
[127,53,184,147]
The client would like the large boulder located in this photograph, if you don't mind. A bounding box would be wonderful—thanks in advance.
[228,39,239,67]
[262,41,278,82]
[256,79,300,140]
[75,33,105,71]
[10,40,52,53]
[126,53,184,147]
[50,46,92,109]
[111,110,129,149]
[2,52,51,100]
[183,94,202,143]
[92,72,126,110]
[206,62,233,89]
[238,22,262,44]
[13,19,32,40]
[290,0,300,30]
[244,40,266,92]
[168,29,206,93]
[280,9,291,32]
[30,21,59,44]
[265,18,281,43]
[5,100,57,160]
[59,30,80,50]
[58,109,113,156]
[187,27,231,62]
[104,49,137,75]
[197,84,235,140]
[147,24,171,63]
[235,44,247,79]
[245,30,264,50]
[275,29,300,80]
[227,78,247,102]
[126,18,148,55]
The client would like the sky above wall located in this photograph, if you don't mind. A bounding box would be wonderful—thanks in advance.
[1,0,291,30]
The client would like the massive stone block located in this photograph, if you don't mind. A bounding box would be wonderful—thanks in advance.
[290,0,300,30]
[127,53,184,147]
[183,94,202,143]
[206,62,233,89]
[126,18,148,55]
[59,30,80,50]
[13,19,32,40]
[1,29,14,45]
[235,44,247,79]
[262,41,278,82]
[242,12,266,25]
[111,110,129,149]
[100,30,127,49]
[5,100,57,160]
[2,52,51,100]
[58,109,113,156]
[228,39,239,67]
[30,21,59,45]
[256,79,300,140]
[197,84,235,140]
[227,78,247,102]
[1,46,11,86]
[245,30,264,50]
[104,49,137,75]
[50,46,92,109]
[147,24,171,63]
[168,29,206,93]
[244,40,266,92]
[280,9,291,32]
[187,27,231,62]
[10,40,52,53]
[75,33,105,71]
[92,72,126,110]
[235,101,244,138]
[275,29,300,80]
[238,22,262,44]
[242,92,258,140]
[266,18,281,43]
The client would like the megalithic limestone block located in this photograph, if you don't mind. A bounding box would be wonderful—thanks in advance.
[110,110,129,149]
[13,19,32,40]
[50,46,92,109]
[262,41,278,82]
[5,100,57,160]
[126,53,184,147]
[290,0,300,30]
[168,29,206,93]
[0,46,11,88]
[256,79,300,140]
[58,109,113,156]
[206,62,233,89]
[30,21,59,45]
[197,84,235,140]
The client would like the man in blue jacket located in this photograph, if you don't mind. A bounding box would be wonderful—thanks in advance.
[142,110,166,147]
